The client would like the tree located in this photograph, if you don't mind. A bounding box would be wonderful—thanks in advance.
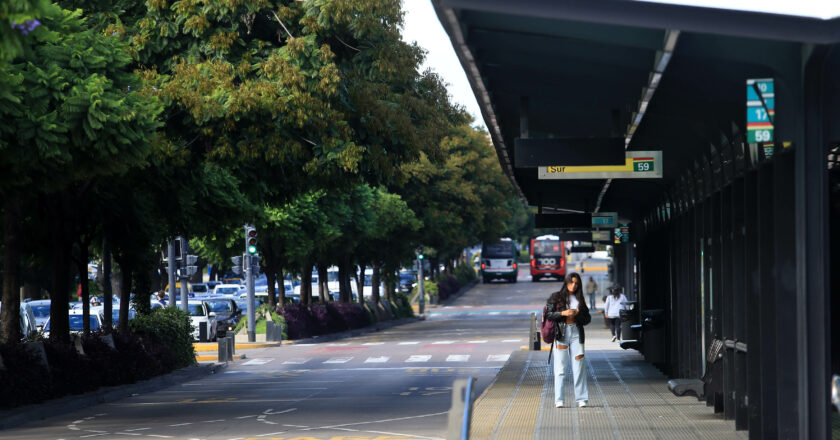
[0,7,161,343]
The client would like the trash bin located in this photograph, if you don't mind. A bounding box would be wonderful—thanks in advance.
[620,301,638,340]
[641,309,664,363]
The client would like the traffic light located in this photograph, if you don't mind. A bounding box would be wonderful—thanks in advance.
[416,246,424,260]
[245,226,257,254]
[231,255,242,275]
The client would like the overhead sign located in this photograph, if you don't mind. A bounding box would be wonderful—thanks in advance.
[592,230,612,242]
[746,78,774,144]
[614,223,630,243]
[591,212,618,229]
[538,151,663,179]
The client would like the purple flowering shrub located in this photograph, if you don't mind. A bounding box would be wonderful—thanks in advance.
[10,19,41,35]
[437,275,461,300]
[277,302,372,339]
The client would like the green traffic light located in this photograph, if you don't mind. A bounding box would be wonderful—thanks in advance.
[248,245,257,254]
[418,254,424,260]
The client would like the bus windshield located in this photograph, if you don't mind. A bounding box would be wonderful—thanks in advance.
[483,243,514,258]
[533,240,563,257]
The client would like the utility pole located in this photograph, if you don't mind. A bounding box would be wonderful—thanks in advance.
[416,246,425,315]
[179,237,189,311]
[244,225,258,342]
[167,240,176,308]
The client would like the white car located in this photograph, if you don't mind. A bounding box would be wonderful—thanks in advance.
[213,284,242,296]
[187,300,218,341]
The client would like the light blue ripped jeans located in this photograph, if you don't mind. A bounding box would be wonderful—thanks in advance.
[552,323,588,405]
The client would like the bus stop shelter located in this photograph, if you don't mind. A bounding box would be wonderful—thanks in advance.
[433,1,839,437]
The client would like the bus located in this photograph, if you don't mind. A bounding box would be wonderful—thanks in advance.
[530,235,566,282]
[480,238,518,283]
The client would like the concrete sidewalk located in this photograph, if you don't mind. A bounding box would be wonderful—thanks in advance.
[470,324,747,439]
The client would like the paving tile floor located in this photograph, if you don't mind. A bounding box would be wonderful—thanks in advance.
[471,324,748,440]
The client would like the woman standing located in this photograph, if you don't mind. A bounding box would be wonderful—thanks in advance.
[603,285,629,342]
[545,272,591,408]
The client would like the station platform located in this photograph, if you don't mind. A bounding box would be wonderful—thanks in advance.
[471,324,747,439]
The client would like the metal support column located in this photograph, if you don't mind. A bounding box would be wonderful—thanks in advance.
[743,168,761,438]
[798,47,831,439]
[757,160,776,439]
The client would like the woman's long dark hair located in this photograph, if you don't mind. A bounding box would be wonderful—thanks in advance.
[547,272,586,309]
[612,286,621,299]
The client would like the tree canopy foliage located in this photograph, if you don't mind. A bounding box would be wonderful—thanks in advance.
[0,0,528,344]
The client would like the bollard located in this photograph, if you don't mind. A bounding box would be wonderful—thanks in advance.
[227,335,235,360]
[446,376,476,439]
[265,321,273,342]
[529,312,541,350]
[218,337,228,363]
[199,321,208,342]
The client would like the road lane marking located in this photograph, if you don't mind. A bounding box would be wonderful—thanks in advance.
[362,342,385,346]
[243,358,274,366]
[365,356,389,363]
[201,419,225,423]
[327,343,349,346]
[123,428,150,432]
[324,357,353,363]
[488,354,511,362]
[446,355,470,362]
[168,422,193,426]
[146,436,173,439]
[501,339,521,342]
[406,355,432,362]
[431,341,454,344]
[467,340,487,343]
[398,341,420,345]
[283,358,310,364]
[489,312,501,315]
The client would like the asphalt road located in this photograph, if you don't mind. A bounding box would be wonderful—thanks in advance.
[2,268,564,440]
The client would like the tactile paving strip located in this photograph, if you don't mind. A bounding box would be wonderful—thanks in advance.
[471,327,750,439]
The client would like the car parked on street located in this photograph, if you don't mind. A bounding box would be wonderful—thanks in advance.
[43,310,103,338]
[0,301,38,339]
[191,283,211,296]
[187,300,217,342]
[213,284,242,296]
[26,299,51,331]
[201,296,241,339]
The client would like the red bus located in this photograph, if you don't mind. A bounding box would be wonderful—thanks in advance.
[530,235,566,281]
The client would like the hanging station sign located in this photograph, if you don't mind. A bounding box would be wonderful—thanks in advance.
[538,151,663,179]
[746,78,774,144]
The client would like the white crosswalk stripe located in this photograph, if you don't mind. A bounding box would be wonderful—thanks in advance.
[397,341,420,345]
[446,355,470,362]
[487,354,510,362]
[406,355,432,362]
[432,341,455,345]
[283,358,310,365]
[324,357,353,364]
[489,312,501,315]
[362,342,385,346]
[243,358,273,365]
[501,339,521,342]
[467,340,488,344]
[364,356,389,363]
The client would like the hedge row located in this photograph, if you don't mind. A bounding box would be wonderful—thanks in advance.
[0,307,195,410]
[436,264,478,301]
[277,302,371,340]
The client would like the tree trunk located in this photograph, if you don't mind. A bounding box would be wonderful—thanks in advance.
[338,262,349,303]
[371,263,381,305]
[356,264,365,304]
[209,265,220,281]
[266,268,277,309]
[101,234,113,332]
[118,267,132,334]
[300,262,312,305]
[75,245,91,335]
[317,264,328,303]
[277,266,286,306]
[1,198,21,344]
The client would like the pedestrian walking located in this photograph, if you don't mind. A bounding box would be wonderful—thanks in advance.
[604,285,629,342]
[544,272,591,408]
[585,276,598,311]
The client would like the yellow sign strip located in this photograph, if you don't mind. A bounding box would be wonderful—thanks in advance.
[546,158,634,174]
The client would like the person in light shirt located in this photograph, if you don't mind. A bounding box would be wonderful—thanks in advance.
[544,272,591,408]
[603,285,629,342]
